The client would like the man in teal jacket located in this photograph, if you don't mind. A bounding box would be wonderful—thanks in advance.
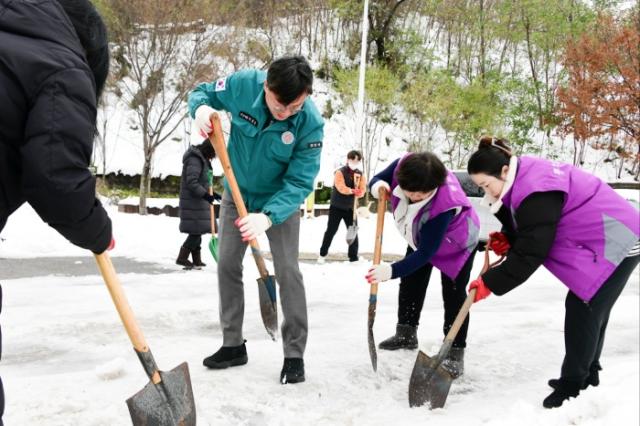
[188,56,324,384]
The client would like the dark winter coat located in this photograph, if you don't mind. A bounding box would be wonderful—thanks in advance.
[179,147,212,235]
[0,0,111,253]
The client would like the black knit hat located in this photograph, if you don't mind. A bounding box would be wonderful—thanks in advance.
[55,0,110,100]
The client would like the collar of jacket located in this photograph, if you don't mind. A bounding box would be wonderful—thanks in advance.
[481,155,518,214]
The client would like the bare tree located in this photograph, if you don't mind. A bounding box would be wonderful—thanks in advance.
[107,0,232,214]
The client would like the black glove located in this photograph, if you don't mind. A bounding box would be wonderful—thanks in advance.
[203,192,221,204]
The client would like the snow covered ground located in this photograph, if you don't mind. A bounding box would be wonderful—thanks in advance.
[0,204,638,425]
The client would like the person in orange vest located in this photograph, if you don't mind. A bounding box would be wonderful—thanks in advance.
[318,150,367,263]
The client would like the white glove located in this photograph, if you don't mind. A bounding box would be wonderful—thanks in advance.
[366,263,392,284]
[236,213,272,241]
[194,105,216,137]
[370,180,391,199]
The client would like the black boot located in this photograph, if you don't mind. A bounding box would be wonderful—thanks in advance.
[378,324,418,350]
[543,379,581,408]
[203,341,248,369]
[191,248,206,268]
[441,347,465,378]
[176,246,194,269]
[548,365,600,390]
[280,358,305,384]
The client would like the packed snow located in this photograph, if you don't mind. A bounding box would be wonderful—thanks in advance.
[0,203,638,425]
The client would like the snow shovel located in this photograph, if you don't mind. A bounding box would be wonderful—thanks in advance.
[94,252,196,425]
[346,173,361,245]
[408,245,505,409]
[208,112,278,340]
[367,186,388,372]
[208,186,219,262]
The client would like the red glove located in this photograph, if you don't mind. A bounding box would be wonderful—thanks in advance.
[353,188,364,197]
[469,277,491,302]
[489,232,510,256]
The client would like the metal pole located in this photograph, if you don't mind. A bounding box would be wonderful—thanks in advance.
[356,0,369,149]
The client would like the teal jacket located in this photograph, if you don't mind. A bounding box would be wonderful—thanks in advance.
[188,69,324,225]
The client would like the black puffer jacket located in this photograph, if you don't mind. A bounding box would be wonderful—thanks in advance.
[179,147,212,235]
[0,0,111,252]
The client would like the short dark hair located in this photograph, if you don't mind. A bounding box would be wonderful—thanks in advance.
[266,56,313,105]
[467,136,512,179]
[396,152,447,192]
[347,150,362,161]
[55,0,110,101]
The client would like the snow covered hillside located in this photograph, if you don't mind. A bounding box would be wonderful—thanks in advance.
[0,204,638,425]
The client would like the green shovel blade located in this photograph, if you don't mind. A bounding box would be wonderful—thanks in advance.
[208,235,219,262]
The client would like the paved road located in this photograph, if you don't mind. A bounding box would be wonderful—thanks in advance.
[0,256,176,280]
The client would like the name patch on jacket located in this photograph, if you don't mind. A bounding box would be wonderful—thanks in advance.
[239,111,258,127]
[307,141,322,149]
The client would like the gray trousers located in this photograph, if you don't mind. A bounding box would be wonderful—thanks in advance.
[217,191,308,358]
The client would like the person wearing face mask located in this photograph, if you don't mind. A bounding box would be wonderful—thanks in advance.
[365,152,479,378]
[188,56,324,385]
[466,136,639,409]
[0,0,114,422]
[318,150,367,263]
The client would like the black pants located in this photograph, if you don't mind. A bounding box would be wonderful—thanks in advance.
[319,206,358,260]
[561,254,640,384]
[397,247,476,348]
[182,234,202,251]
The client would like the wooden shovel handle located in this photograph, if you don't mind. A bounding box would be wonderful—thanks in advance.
[94,252,148,351]
[207,113,270,276]
[370,187,388,296]
[94,252,162,384]
[443,239,505,343]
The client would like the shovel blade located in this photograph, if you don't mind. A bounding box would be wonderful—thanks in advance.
[209,236,219,262]
[257,275,278,340]
[408,350,454,409]
[127,362,196,426]
[346,225,358,245]
[367,299,377,372]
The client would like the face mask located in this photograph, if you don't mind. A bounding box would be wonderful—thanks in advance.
[348,161,361,170]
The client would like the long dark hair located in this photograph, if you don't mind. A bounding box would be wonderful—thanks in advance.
[396,152,447,192]
[467,136,512,179]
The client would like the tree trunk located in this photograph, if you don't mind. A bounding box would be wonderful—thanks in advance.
[138,154,152,215]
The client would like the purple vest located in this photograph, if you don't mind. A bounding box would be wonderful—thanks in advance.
[503,157,640,301]
[391,163,479,279]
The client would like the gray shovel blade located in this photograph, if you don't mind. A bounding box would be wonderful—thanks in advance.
[367,299,377,372]
[126,362,196,426]
[408,350,454,409]
[257,275,278,341]
[346,224,359,245]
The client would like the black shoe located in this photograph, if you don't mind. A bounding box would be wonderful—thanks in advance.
[176,246,194,269]
[543,379,581,408]
[203,341,248,369]
[280,358,305,384]
[548,368,600,390]
[378,324,418,350]
[191,248,206,268]
[441,347,465,378]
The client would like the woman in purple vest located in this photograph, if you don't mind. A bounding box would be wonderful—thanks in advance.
[366,152,480,377]
[466,136,640,409]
